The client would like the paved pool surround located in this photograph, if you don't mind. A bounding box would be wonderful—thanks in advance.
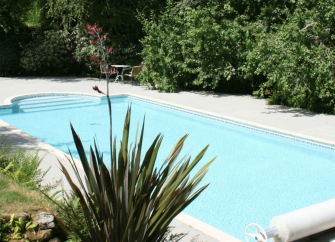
[1,77,335,242]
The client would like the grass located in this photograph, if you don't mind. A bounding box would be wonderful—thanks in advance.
[0,173,54,215]
[0,135,57,215]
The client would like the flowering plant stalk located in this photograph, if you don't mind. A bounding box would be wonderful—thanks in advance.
[86,23,115,161]
[42,23,214,242]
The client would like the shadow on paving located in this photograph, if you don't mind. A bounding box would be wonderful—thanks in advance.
[263,105,317,117]
[11,76,98,83]
[5,77,143,86]
[0,127,39,150]
[188,90,250,98]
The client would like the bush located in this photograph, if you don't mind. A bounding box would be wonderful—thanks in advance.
[0,136,52,189]
[244,0,335,113]
[20,30,71,75]
[0,33,19,76]
[139,0,335,113]
[138,1,250,93]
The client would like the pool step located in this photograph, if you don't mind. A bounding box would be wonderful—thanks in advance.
[15,99,100,110]
[1,96,103,114]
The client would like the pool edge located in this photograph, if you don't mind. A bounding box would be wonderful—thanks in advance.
[0,119,84,171]
[3,92,104,105]
[175,213,243,242]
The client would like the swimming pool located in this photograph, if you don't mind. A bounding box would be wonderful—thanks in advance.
[1,94,335,240]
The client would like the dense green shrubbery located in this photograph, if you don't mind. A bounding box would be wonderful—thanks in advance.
[243,0,335,113]
[138,1,250,93]
[139,0,335,113]
[0,34,20,77]
[0,0,163,76]
[21,30,71,75]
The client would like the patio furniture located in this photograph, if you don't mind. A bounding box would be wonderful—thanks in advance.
[99,64,109,80]
[111,65,131,83]
[124,66,142,85]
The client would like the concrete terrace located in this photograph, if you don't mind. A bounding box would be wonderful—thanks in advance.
[1,77,335,242]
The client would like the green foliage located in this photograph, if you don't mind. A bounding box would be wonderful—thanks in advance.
[46,0,89,31]
[0,137,13,166]
[44,107,214,242]
[53,191,89,242]
[138,1,251,92]
[0,0,36,32]
[0,136,52,190]
[0,33,20,76]
[139,0,335,113]
[0,214,38,242]
[243,0,335,113]
[54,192,189,242]
[6,214,38,241]
[20,30,71,75]
[1,0,167,76]
[0,218,10,242]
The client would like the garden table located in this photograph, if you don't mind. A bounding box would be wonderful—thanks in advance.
[111,65,131,82]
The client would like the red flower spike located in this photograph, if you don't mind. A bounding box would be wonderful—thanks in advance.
[109,67,116,74]
[90,39,99,46]
[92,85,106,95]
[101,34,107,41]
[89,56,98,63]
[107,45,114,53]
[96,27,103,33]
[88,30,96,36]
[86,23,92,31]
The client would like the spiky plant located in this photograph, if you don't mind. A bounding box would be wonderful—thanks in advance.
[46,107,215,242]
[42,24,215,242]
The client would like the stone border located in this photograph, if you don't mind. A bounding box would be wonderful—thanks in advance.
[175,213,242,242]
[0,119,84,171]
[3,92,102,105]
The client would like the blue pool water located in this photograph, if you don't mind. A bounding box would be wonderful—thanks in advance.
[1,94,335,240]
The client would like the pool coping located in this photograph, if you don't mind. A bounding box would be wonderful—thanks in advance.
[2,91,335,242]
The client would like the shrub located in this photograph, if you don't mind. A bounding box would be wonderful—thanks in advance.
[244,0,335,113]
[0,33,19,77]
[0,218,10,242]
[138,0,252,93]
[0,214,38,242]
[0,136,52,189]
[20,30,71,75]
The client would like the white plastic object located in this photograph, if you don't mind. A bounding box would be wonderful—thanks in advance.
[245,223,268,242]
[270,198,335,242]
